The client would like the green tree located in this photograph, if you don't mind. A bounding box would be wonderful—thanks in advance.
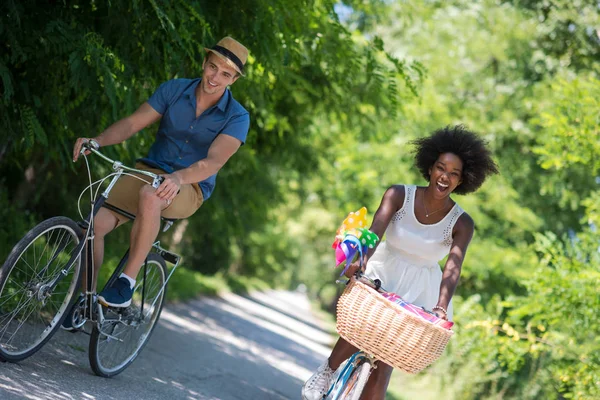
[0,0,421,277]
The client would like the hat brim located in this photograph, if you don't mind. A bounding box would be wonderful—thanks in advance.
[204,48,245,76]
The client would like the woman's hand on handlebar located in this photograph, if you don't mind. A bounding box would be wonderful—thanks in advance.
[344,254,369,278]
[72,138,100,162]
[434,310,448,321]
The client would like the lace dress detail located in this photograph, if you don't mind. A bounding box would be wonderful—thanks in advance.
[442,207,463,247]
[390,186,412,223]
[365,184,464,320]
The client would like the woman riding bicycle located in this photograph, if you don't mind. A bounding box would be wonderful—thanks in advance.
[303,125,499,400]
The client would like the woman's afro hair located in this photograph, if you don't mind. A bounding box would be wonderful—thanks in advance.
[412,125,499,195]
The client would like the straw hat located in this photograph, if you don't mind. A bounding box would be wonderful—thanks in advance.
[204,37,248,76]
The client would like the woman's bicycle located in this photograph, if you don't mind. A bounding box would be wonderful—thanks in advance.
[320,274,384,400]
[308,212,453,399]
[0,141,182,377]
[323,271,454,400]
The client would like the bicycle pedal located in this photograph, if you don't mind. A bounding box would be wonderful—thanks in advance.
[103,305,126,314]
[157,249,179,265]
[98,299,129,312]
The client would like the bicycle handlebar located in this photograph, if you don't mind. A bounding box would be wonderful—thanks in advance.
[81,141,164,188]
[354,273,385,292]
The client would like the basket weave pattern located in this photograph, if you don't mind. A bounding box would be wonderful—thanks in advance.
[336,279,453,374]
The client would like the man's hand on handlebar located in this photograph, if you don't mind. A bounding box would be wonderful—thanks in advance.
[155,173,181,204]
[73,138,100,162]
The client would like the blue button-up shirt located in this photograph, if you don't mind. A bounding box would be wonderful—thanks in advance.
[140,78,249,200]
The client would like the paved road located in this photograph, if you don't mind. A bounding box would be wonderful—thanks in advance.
[0,290,334,400]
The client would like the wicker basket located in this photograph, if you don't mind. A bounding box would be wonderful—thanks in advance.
[336,279,453,374]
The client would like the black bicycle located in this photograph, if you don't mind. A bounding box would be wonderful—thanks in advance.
[0,142,182,377]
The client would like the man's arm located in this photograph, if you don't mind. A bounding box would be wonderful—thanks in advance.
[155,134,242,201]
[72,102,161,161]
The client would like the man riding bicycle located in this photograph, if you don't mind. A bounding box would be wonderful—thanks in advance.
[67,37,250,319]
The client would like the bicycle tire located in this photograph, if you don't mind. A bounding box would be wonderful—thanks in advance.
[89,252,167,377]
[342,360,371,400]
[330,360,372,400]
[0,217,84,362]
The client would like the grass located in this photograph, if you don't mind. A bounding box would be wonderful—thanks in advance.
[97,254,275,303]
[166,266,275,302]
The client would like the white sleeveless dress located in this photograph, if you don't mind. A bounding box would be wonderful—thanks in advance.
[364,185,464,320]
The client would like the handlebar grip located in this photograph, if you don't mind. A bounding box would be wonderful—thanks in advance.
[373,279,382,291]
[152,176,165,188]
[151,176,181,196]
[82,139,100,151]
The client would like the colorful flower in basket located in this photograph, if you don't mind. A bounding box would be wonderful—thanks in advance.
[333,207,379,276]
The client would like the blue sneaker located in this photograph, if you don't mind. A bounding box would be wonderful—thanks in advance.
[61,293,85,332]
[98,277,133,308]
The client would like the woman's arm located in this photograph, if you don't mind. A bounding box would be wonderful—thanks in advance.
[344,185,405,277]
[434,212,475,319]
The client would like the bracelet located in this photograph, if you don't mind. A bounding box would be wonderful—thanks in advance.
[432,305,447,315]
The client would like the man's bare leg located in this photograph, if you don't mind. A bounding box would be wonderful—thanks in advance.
[63,207,119,330]
[97,185,168,307]
[122,185,168,279]
[82,207,119,291]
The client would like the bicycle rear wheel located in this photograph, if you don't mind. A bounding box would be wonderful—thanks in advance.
[89,252,167,377]
[329,359,372,400]
[0,217,83,362]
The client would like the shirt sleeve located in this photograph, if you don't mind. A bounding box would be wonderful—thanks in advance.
[221,112,250,144]
[147,80,177,115]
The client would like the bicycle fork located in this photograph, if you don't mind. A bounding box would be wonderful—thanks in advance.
[325,352,377,400]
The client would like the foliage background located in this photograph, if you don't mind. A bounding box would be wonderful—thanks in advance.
[1,0,598,399]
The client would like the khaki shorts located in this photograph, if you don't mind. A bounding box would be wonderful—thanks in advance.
[105,162,204,226]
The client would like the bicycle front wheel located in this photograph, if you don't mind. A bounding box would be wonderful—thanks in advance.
[0,217,84,362]
[330,360,372,400]
[89,252,167,377]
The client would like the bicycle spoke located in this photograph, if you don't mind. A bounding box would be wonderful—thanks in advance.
[0,297,37,347]
[0,290,31,340]
[32,226,57,275]
[4,299,44,347]
[0,285,27,309]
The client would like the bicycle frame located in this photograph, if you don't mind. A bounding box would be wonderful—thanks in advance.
[326,351,377,400]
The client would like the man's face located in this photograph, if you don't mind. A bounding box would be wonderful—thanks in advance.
[200,53,240,96]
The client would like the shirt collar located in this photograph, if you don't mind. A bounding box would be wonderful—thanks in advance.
[187,78,229,112]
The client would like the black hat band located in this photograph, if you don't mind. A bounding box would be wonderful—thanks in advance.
[211,45,244,74]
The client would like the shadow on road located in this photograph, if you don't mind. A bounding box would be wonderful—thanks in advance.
[0,290,333,400]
